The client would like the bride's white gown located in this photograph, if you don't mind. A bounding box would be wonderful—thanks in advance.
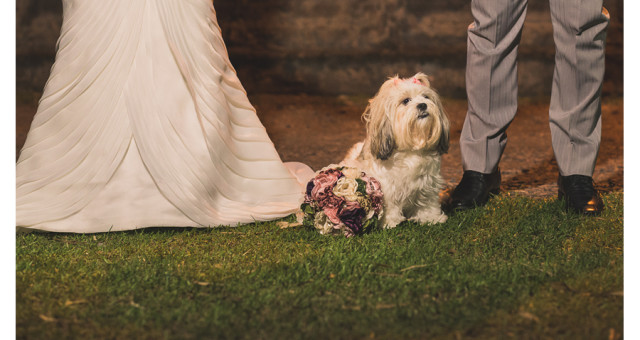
[16,0,313,233]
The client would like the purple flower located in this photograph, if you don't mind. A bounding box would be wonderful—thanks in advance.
[339,200,366,233]
[304,180,315,203]
[306,180,315,196]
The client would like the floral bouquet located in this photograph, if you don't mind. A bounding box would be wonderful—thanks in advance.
[301,165,384,237]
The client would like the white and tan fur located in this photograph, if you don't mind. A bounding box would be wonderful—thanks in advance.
[342,73,450,228]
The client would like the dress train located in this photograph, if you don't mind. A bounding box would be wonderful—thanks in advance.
[16,0,313,232]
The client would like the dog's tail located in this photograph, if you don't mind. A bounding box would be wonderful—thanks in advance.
[340,142,365,166]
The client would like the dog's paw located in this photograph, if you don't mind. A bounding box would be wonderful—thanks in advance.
[382,221,399,229]
[381,210,405,229]
[410,208,448,225]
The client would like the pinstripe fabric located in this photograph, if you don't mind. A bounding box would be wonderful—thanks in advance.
[548,0,609,176]
[459,0,609,177]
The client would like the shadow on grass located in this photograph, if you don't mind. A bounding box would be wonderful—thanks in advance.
[16,193,623,339]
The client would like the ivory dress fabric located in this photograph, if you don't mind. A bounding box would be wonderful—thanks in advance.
[16,0,313,233]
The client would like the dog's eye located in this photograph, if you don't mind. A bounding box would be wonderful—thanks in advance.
[401,98,411,105]
[423,95,430,100]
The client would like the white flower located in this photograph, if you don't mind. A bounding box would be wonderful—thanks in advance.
[332,177,359,201]
[320,164,341,172]
[341,167,362,179]
[366,208,376,220]
[314,211,335,235]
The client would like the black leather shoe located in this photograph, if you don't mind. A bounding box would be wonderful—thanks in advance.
[445,169,501,212]
[558,175,603,215]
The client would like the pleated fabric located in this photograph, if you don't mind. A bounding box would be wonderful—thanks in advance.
[16,0,313,233]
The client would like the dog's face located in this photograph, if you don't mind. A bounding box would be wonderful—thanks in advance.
[364,73,450,160]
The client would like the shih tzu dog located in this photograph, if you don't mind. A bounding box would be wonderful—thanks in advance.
[342,73,450,229]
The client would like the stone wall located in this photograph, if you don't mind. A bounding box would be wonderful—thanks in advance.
[16,0,623,98]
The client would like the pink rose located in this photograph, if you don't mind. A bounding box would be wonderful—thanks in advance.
[363,175,382,194]
[361,175,384,213]
[312,184,345,207]
[321,191,345,224]
[323,205,341,224]
[310,170,342,200]
[370,195,383,213]
[310,169,346,210]
[340,199,362,213]
[316,169,343,187]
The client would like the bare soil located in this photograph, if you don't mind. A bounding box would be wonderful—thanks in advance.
[16,94,623,198]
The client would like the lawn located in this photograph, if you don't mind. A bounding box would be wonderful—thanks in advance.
[16,192,623,339]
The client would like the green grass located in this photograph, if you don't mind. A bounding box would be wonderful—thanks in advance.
[16,192,623,339]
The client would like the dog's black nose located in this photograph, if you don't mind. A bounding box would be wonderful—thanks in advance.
[417,103,427,111]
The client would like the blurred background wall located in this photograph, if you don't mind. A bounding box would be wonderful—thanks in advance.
[16,0,623,99]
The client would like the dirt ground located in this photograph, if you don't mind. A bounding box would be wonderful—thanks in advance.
[16,94,623,198]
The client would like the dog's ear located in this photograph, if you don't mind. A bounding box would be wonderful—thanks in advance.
[434,95,450,155]
[412,73,431,87]
[437,119,450,155]
[371,116,396,160]
[364,95,396,160]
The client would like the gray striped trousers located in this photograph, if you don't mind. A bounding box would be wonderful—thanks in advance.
[460,0,610,176]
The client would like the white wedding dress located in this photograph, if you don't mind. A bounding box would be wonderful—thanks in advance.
[16,0,313,233]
